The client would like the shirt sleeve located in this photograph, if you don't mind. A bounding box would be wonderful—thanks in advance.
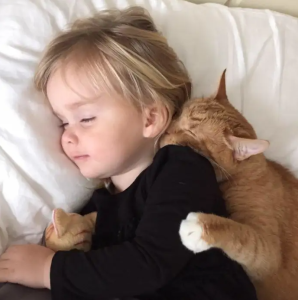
[50,147,223,300]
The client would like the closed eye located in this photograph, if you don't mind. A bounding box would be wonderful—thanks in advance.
[186,129,196,137]
[59,122,68,129]
[81,117,95,123]
[58,117,95,128]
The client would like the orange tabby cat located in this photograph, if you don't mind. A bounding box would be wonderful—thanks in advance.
[161,70,298,300]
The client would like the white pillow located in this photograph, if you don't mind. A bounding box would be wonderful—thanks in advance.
[0,0,298,254]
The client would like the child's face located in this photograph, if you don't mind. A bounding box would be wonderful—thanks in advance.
[46,64,152,180]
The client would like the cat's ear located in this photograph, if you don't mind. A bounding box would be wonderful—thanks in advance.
[214,69,228,101]
[227,136,269,161]
[52,208,69,238]
[84,212,97,233]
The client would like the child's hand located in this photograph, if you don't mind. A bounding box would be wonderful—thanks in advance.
[0,244,54,289]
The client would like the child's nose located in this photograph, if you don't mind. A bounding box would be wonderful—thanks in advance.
[62,128,78,145]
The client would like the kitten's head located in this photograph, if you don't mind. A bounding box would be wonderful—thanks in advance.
[161,70,269,181]
[45,209,96,252]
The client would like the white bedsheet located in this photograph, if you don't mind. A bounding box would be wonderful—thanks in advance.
[0,0,298,254]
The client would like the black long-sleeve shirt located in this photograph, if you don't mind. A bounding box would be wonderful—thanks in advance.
[50,145,257,300]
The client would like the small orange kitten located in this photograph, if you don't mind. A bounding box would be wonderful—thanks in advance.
[161,71,298,300]
[45,208,97,252]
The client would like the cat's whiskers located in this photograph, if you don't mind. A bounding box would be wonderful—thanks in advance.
[206,157,231,182]
[172,142,231,182]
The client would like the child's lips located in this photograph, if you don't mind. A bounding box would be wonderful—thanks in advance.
[73,155,89,161]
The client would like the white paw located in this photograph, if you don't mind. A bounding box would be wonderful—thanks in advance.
[179,213,211,253]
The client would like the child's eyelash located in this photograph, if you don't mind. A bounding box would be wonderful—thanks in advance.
[58,117,95,128]
[81,117,95,123]
[59,123,68,128]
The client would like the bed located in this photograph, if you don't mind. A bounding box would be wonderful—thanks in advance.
[0,0,298,298]
[188,0,298,18]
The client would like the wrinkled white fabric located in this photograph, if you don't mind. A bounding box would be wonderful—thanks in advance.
[0,0,297,254]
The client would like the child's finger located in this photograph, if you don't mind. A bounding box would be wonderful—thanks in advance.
[0,261,11,282]
[0,258,10,267]
[0,253,11,260]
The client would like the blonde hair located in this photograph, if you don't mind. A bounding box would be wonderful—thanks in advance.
[34,6,191,133]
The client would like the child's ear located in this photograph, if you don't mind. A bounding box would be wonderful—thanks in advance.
[142,104,168,139]
[52,208,70,238]
[226,135,269,161]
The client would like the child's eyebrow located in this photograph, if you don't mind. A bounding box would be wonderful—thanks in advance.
[52,111,63,119]
[52,96,101,117]
[66,91,104,109]
[66,98,97,109]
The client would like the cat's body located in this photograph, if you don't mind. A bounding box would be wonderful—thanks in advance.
[216,156,298,300]
[161,71,298,300]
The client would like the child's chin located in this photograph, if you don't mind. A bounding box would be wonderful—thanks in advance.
[80,168,104,180]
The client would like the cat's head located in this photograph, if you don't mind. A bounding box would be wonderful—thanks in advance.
[45,209,96,252]
[161,70,269,181]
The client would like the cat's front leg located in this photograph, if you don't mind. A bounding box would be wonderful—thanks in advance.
[179,212,281,280]
[180,212,252,254]
[179,212,215,253]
